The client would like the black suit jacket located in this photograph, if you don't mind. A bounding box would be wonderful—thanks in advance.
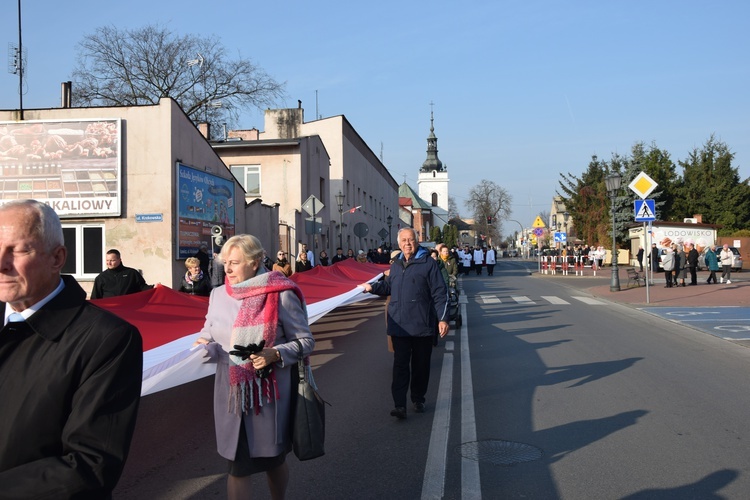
[0,275,143,498]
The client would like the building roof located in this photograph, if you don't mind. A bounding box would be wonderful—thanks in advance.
[399,182,432,210]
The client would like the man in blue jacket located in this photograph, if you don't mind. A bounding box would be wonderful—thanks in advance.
[361,228,449,419]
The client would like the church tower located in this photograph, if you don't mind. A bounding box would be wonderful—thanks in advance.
[417,109,449,212]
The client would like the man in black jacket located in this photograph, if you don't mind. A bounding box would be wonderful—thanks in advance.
[91,249,154,299]
[687,243,700,286]
[361,228,448,419]
[0,199,143,497]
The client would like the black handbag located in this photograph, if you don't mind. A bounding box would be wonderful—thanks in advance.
[291,339,327,461]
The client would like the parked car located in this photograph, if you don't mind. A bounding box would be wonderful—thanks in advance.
[698,246,743,272]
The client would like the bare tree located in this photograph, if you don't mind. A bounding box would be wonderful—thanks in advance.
[466,179,512,244]
[448,196,459,219]
[71,24,285,137]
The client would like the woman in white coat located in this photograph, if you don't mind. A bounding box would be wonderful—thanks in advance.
[195,234,315,500]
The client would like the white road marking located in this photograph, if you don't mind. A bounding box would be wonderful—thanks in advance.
[542,296,570,305]
[572,296,607,305]
[511,295,535,304]
[478,294,501,304]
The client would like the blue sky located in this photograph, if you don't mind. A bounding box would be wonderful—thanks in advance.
[2,1,748,234]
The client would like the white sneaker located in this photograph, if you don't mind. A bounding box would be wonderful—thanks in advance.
[720,277,724,283]
[727,280,732,284]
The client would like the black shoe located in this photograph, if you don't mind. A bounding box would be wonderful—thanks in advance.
[413,402,425,413]
[390,407,407,419]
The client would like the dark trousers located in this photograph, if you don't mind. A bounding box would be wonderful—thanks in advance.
[707,270,717,284]
[689,266,697,285]
[722,265,731,281]
[486,264,495,276]
[664,270,673,287]
[390,336,433,408]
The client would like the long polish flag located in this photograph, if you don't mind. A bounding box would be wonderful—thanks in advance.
[90,259,387,396]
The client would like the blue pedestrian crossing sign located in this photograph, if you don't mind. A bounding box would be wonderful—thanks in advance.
[634,199,656,221]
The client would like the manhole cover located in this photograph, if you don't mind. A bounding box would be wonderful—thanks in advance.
[458,440,542,466]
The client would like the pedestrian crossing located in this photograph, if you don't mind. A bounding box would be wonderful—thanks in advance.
[477,294,607,306]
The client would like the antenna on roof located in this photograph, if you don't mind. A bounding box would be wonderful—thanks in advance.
[380,142,384,162]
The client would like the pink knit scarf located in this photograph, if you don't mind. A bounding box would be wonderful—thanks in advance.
[225,270,305,415]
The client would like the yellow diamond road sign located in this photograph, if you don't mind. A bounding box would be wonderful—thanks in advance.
[629,171,658,199]
[532,216,546,228]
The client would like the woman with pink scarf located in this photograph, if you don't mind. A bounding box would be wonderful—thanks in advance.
[194,234,315,499]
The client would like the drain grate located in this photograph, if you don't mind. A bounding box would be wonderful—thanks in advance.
[458,440,542,466]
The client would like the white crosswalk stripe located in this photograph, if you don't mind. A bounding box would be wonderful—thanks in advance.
[511,295,535,304]
[571,296,607,305]
[542,296,570,305]
[475,294,606,306]
[478,295,502,304]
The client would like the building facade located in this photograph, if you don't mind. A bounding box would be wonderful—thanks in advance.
[1,98,277,295]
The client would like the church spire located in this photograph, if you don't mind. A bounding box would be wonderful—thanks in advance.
[420,105,444,172]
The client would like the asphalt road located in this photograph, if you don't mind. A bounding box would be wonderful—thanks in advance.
[115,260,750,499]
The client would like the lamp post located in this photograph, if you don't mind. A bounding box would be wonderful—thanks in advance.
[386,214,393,250]
[563,211,569,251]
[605,172,622,291]
[335,191,345,251]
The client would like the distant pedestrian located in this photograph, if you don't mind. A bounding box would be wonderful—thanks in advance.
[648,243,659,274]
[636,246,644,272]
[705,245,720,284]
[662,248,675,287]
[331,247,347,264]
[687,243,699,286]
[295,251,312,273]
[319,250,329,266]
[485,247,497,276]
[719,244,733,284]
[473,247,484,275]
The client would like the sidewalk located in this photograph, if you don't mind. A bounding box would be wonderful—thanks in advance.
[535,269,750,307]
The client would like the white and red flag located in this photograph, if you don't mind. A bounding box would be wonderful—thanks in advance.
[91,259,387,396]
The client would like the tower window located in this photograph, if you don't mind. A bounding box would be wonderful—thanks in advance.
[431,193,438,206]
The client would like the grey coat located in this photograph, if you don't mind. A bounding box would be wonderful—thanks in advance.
[199,282,315,460]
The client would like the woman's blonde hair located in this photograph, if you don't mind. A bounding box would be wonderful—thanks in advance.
[220,234,265,265]
[185,257,200,268]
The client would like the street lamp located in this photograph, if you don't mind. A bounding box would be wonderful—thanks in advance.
[335,191,345,251]
[605,172,622,291]
[563,211,569,250]
[386,214,393,249]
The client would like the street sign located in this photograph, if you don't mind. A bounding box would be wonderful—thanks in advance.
[533,227,544,237]
[634,199,656,221]
[302,195,324,216]
[554,232,567,243]
[532,216,546,228]
[628,171,658,199]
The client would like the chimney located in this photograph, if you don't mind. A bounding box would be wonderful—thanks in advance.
[61,81,72,108]
[694,214,703,223]
[198,123,211,139]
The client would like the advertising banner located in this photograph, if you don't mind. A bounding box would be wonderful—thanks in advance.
[0,119,121,217]
[177,163,235,259]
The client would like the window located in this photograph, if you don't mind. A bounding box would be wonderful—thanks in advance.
[62,225,104,278]
[431,193,438,206]
[230,165,261,196]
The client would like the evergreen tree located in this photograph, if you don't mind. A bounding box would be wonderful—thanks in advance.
[674,135,750,233]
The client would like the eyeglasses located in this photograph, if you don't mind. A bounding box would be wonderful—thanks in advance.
[277,253,285,256]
